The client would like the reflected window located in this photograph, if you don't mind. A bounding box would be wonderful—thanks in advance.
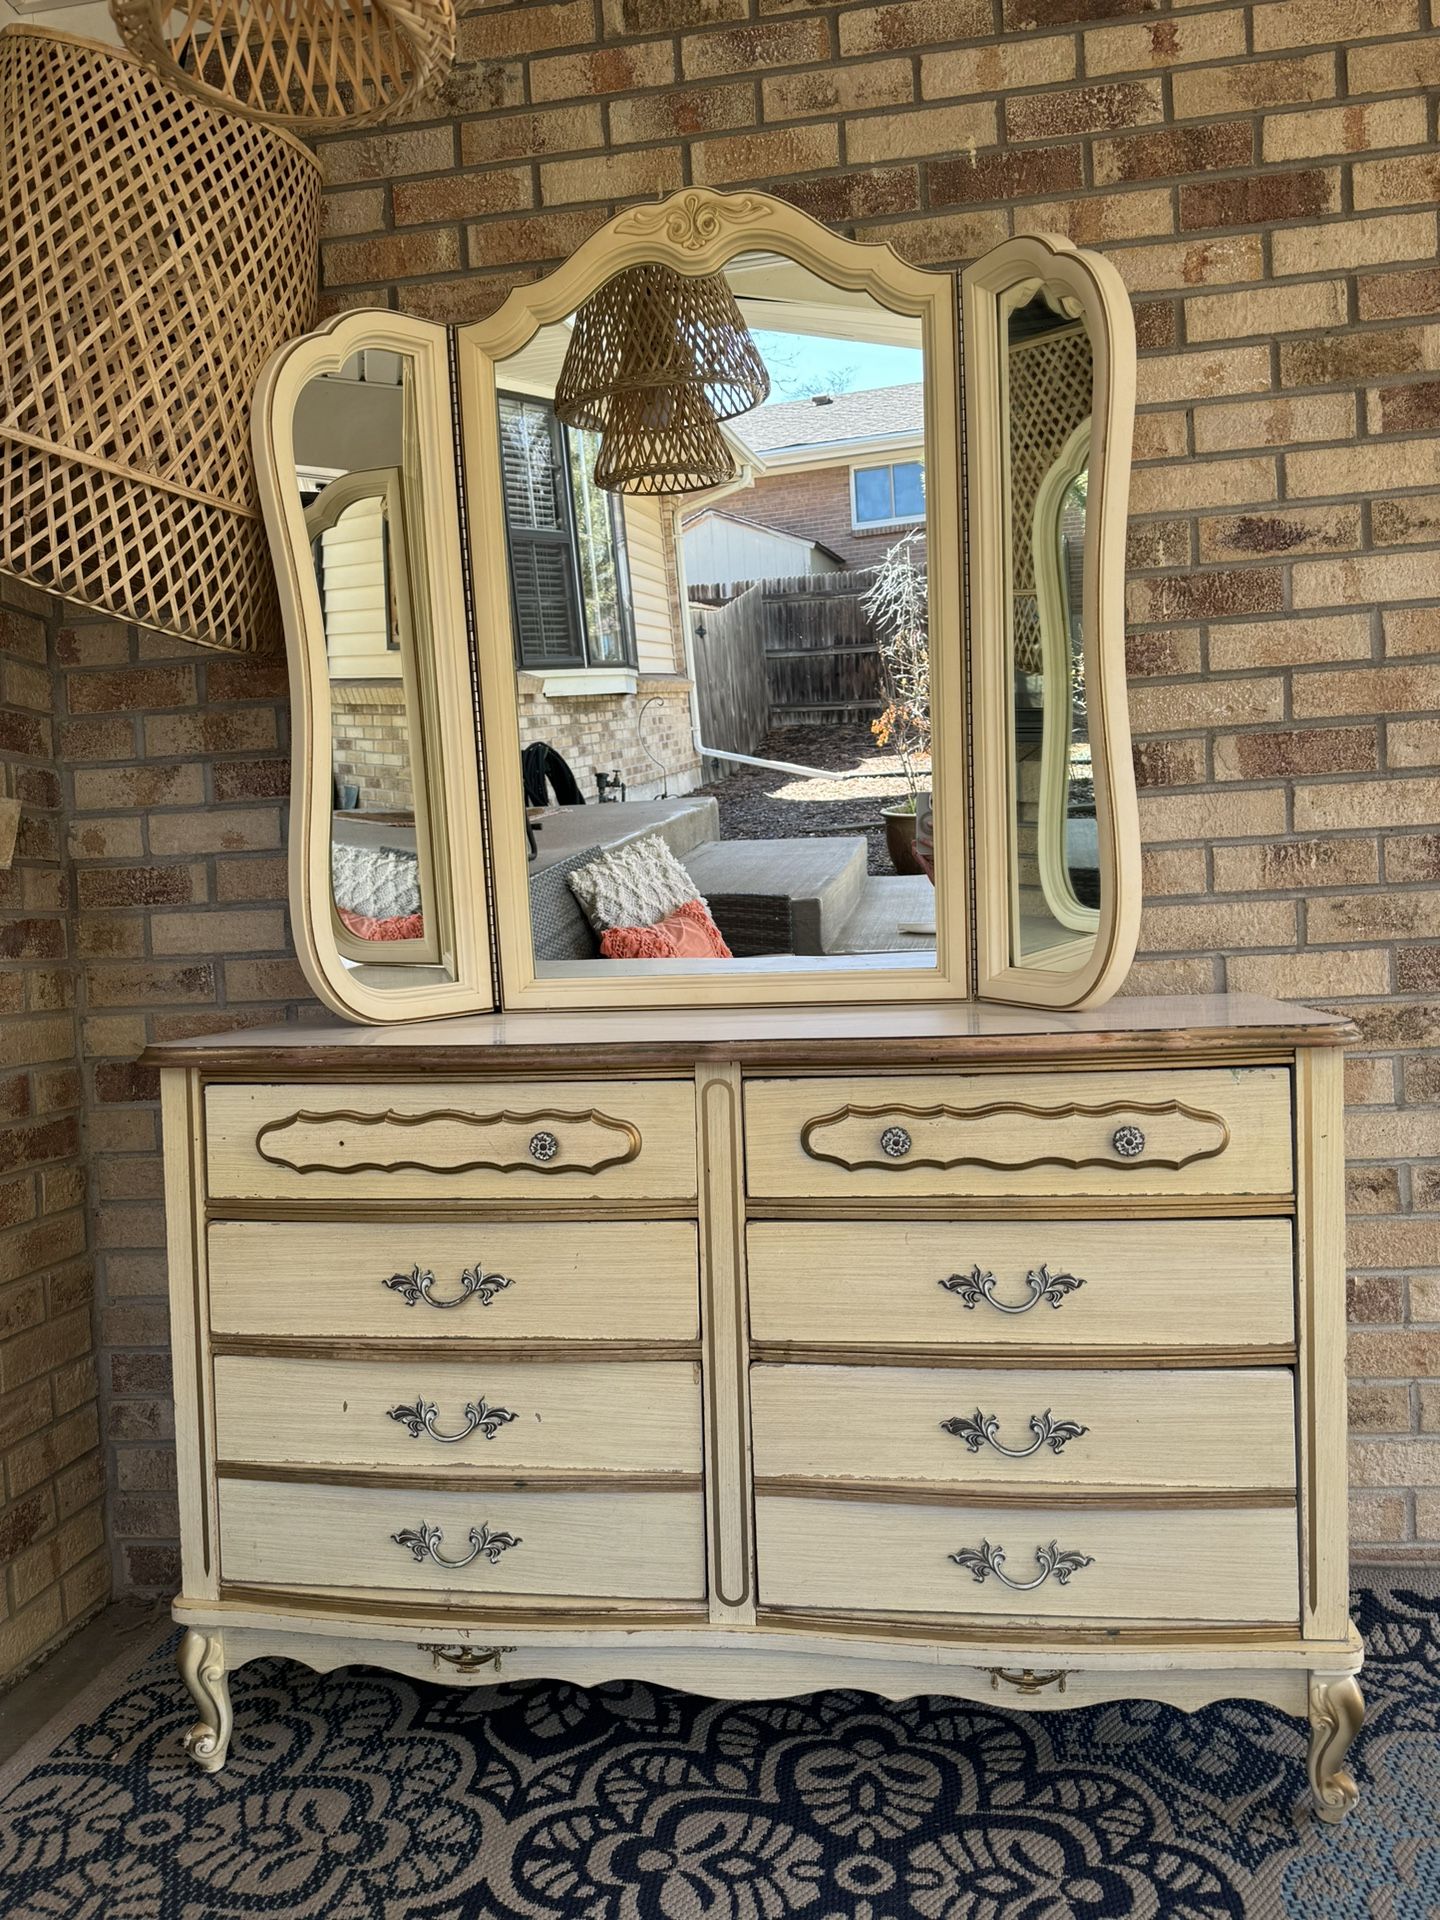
[498,392,635,672]
[852,458,925,529]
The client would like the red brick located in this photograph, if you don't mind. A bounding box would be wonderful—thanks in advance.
[929,145,1083,207]
[1179,169,1339,232]
[1006,81,1163,142]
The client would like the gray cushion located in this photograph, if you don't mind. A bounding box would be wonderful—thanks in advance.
[529,847,603,962]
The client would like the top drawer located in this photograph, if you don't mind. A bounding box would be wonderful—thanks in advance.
[205,1080,696,1203]
[745,1068,1292,1200]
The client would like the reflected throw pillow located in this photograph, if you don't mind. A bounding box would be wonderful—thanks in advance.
[568,833,700,933]
[600,899,732,960]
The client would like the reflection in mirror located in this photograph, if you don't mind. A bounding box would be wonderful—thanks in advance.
[492,253,944,979]
[292,354,439,965]
[1002,284,1097,968]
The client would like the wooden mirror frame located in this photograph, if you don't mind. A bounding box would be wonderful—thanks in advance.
[457,188,967,1013]
[253,311,494,1024]
[963,233,1140,1010]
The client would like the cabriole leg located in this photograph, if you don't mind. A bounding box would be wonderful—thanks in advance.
[178,1628,233,1773]
[1307,1672,1363,1823]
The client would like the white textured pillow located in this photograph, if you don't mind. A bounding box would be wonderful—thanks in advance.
[332,841,421,919]
[567,833,700,932]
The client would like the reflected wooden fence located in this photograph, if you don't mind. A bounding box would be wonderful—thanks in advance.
[688,569,880,777]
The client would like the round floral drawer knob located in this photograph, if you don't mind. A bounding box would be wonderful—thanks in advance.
[880,1125,913,1159]
[528,1131,560,1164]
[1111,1124,1146,1159]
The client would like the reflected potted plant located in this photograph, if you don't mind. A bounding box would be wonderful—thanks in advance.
[865,532,931,876]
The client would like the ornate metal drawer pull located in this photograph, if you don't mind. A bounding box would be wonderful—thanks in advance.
[989,1667,1069,1696]
[388,1395,518,1445]
[392,1520,522,1570]
[528,1130,559,1163]
[941,1408,1088,1458]
[938,1263,1086,1314]
[383,1263,513,1310]
[879,1125,912,1158]
[949,1538,1093,1591]
[417,1643,516,1673]
[1111,1124,1146,1158]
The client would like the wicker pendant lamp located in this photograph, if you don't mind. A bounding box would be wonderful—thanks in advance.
[555,263,769,494]
[593,382,738,498]
[108,0,456,131]
[0,27,319,653]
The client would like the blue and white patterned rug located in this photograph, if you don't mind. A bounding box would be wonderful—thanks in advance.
[1,1579,1437,1919]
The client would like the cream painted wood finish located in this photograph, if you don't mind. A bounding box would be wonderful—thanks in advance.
[747,1220,1295,1351]
[214,1356,703,1474]
[750,1366,1297,1491]
[204,1079,697,1202]
[219,1480,707,1600]
[755,1497,1300,1623]
[744,1068,1293,1199]
[255,189,1142,1024]
[208,1220,700,1344]
[151,996,1361,1819]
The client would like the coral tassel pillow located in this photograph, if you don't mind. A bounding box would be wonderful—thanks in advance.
[600,898,732,960]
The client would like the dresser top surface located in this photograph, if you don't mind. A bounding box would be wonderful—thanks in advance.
[143,993,1353,1074]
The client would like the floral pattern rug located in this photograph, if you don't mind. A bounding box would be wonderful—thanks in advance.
[1,1578,1437,1919]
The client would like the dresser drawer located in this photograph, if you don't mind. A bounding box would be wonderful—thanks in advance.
[751,1365,1296,1492]
[747,1220,1294,1353]
[219,1480,706,1601]
[205,1080,697,1203]
[208,1221,699,1344]
[755,1496,1299,1623]
[214,1356,702,1474]
[744,1069,1292,1199]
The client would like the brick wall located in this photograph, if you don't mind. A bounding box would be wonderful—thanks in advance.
[58,616,317,1602]
[311,0,1440,1562]
[0,580,107,1685]
[9,0,1439,1622]
[518,675,702,799]
[713,463,930,570]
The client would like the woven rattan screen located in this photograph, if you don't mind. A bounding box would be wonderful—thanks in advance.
[109,0,455,132]
[0,27,319,654]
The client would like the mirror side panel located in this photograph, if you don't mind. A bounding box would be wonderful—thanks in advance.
[253,311,496,1023]
[962,234,1140,1011]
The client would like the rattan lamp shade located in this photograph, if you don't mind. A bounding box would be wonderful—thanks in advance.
[593,385,738,498]
[108,0,455,131]
[555,264,770,437]
[0,27,319,655]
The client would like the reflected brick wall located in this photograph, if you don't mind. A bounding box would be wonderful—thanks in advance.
[8,0,1440,1618]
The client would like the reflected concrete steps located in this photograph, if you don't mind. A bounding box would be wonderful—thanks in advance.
[830,875,937,955]
[684,836,868,956]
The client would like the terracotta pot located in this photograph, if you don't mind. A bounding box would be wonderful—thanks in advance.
[883,805,923,875]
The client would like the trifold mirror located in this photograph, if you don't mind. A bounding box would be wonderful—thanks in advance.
[255,190,1137,1024]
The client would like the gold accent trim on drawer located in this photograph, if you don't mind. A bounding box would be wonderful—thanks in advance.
[754,1478,1296,1510]
[748,1344,1299,1371]
[801,1097,1229,1175]
[255,1106,642,1178]
[211,1337,703,1364]
[216,1463,703,1494]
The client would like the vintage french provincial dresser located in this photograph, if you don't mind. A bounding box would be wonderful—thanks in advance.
[147,189,1363,1819]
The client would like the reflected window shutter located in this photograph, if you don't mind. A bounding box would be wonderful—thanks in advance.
[497,394,585,669]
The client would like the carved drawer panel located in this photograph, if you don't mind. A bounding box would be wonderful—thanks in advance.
[755,1496,1299,1623]
[219,1481,706,1601]
[214,1356,702,1475]
[204,1081,697,1202]
[747,1220,1295,1353]
[743,1069,1292,1199]
[208,1221,699,1345]
[751,1365,1296,1493]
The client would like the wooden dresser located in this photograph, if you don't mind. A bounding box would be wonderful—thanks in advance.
[148,992,1364,1820]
